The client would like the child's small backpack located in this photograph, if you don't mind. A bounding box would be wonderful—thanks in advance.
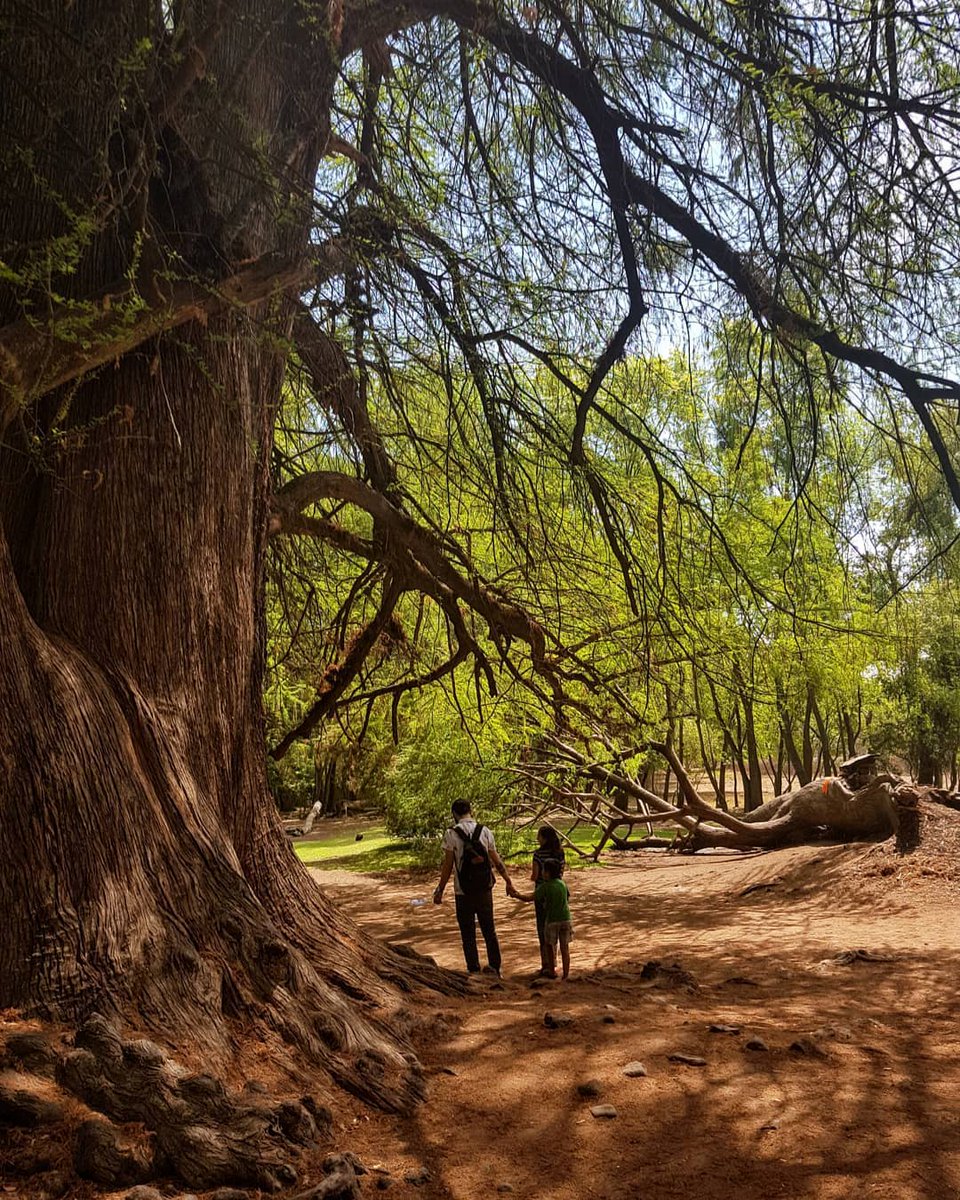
[453,824,494,894]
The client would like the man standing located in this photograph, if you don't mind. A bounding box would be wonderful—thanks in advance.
[433,799,512,976]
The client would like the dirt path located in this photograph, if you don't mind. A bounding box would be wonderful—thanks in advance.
[315,830,960,1200]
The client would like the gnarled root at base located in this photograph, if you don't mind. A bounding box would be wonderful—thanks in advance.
[1,1013,369,1193]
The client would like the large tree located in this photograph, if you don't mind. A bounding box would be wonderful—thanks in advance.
[2,0,960,1182]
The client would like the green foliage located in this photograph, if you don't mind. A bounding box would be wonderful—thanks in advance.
[873,597,960,783]
[266,332,960,826]
[380,703,513,843]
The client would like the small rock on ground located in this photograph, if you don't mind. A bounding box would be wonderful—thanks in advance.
[590,1105,618,1119]
[813,1025,854,1042]
[497,1185,515,1193]
[744,1037,769,1051]
[125,1190,163,1200]
[709,1024,741,1034]
[789,1038,827,1058]
[543,1012,575,1029]
[404,1167,432,1185]
[621,1061,647,1077]
[668,1054,707,1067]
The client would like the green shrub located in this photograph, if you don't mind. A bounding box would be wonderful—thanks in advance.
[382,720,511,842]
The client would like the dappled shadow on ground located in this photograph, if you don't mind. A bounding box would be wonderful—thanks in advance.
[325,840,960,1200]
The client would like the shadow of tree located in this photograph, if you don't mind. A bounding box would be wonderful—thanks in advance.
[316,842,960,1199]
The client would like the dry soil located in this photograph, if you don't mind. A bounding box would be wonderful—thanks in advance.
[317,805,960,1200]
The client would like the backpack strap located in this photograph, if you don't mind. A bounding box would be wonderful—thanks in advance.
[452,823,485,846]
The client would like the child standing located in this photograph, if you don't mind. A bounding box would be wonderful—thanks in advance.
[510,859,573,980]
[530,826,565,976]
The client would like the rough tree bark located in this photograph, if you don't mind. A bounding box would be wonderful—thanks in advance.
[0,8,456,1188]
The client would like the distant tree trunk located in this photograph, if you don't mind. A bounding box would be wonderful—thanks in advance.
[706,673,750,809]
[692,668,725,809]
[917,745,939,787]
[810,693,834,775]
[738,681,764,812]
[780,711,810,786]
[803,684,816,780]
[729,704,758,813]
[662,683,676,803]
[313,755,350,817]
[840,705,859,759]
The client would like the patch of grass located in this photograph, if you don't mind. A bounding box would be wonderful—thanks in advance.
[294,827,437,873]
[505,820,678,868]
[294,817,677,876]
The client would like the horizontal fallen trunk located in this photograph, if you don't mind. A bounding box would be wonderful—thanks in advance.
[542,738,903,853]
[682,777,899,851]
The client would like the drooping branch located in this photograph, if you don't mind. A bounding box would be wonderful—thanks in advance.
[271,572,403,759]
[292,305,398,492]
[434,0,960,512]
[271,470,547,663]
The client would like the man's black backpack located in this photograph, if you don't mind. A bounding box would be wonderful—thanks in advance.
[453,824,495,895]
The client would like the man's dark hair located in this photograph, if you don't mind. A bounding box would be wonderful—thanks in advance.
[451,799,472,818]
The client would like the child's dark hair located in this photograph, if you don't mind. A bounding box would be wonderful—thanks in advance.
[541,857,562,880]
[538,825,562,854]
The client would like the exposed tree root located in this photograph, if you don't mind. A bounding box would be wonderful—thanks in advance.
[1,1014,352,1192]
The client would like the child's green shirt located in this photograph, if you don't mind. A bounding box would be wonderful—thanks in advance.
[534,877,571,923]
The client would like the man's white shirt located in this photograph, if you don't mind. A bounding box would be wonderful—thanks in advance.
[441,818,497,895]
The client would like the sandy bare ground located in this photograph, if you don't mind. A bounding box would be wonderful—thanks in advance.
[316,811,960,1200]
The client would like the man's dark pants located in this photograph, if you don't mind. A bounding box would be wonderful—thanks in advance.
[454,888,501,973]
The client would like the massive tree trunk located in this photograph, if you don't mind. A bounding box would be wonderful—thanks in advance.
[0,13,450,1182]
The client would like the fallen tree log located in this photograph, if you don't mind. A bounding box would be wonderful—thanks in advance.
[656,744,900,851]
[543,737,904,853]
[681,776,899,851]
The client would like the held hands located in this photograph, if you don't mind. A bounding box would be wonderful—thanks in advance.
[433,886,444,905]
[505,880,519,899]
